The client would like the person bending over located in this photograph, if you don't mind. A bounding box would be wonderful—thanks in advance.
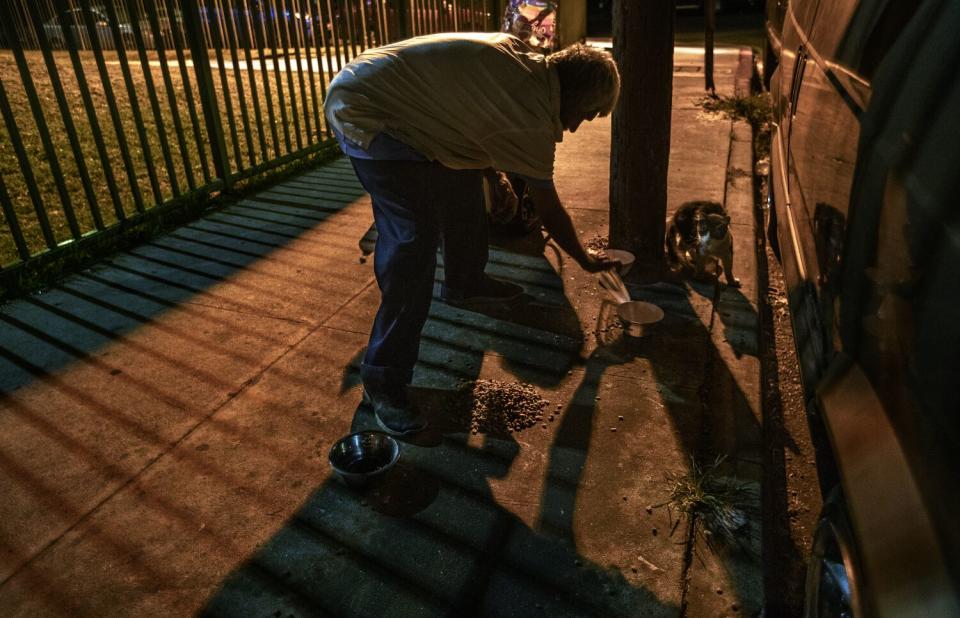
[323,33,621,436]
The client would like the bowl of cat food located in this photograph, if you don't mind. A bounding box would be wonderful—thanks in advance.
[604,249,636,276]
[328,431,400,488]
[616,301,664,338]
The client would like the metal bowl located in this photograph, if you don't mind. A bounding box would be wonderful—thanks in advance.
[616,301,664,337]
[328,431,400,488]
[605,249,636,276]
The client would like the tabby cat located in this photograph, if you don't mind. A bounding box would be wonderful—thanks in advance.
[665,200,741,288]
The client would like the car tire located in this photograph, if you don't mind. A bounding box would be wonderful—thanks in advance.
[805,488,862,618]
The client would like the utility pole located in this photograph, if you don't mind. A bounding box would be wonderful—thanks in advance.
[609,0,675,272]
[705,0,716,92]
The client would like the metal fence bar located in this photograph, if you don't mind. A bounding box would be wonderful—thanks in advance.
[221,0,257,167]
[0,174,30,262]
[275,0,304,151]
[370,0,382,45]
[25,3,106,231]
[102,0,157,209]
[206,0,243,172]
[344,0,359,58]
[265,0,294,154]
[0,76,56,249]
[326,0,345,71]
[311,0,335,140]
[1,3,82,241]
[124,0,182,197]
[237,2,270,163]
[181,0,231,186]
[357,0,371,49]
[416,0,425,36]
[297,0,323,142]
[246,0,282,158]
[74,0,156,221]
[142,0,198,191]
[165,0,214,183]
[397,0,408,39]
[290,0,314,144]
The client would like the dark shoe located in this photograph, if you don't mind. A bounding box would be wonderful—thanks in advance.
[362,387,428,437]
[441,275,524,307]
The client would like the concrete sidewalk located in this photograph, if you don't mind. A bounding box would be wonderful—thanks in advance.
[0,47,762,616]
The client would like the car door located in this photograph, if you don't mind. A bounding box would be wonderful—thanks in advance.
[768,0,822,391]
[781,0,864,391]
[811,0,960,613]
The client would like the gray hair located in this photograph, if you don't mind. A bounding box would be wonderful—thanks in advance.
[547,44,621,116]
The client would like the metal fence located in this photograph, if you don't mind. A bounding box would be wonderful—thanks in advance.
[0,0,498,278]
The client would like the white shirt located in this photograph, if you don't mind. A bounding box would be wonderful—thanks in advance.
[323,32,563,180]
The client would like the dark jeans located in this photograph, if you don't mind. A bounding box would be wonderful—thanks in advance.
[349,157,487,393]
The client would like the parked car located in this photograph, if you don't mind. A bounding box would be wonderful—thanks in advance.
[765,0,960,615]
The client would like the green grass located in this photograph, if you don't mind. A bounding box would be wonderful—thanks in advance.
[698,91,773,161]
[659,456,758,553]
[0,48,335,267]
[698,91,772,127]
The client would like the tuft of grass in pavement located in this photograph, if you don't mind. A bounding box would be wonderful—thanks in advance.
[660,456,758,552]
[698,92,772,128]
[698,91,773,162]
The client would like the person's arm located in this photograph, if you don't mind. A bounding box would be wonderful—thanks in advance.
[526,182,619,273]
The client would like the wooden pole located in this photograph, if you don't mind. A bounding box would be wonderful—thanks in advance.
[609,0,674,271]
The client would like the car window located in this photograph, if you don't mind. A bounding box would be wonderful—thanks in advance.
[837,0,921,80]
[807,0,860,57]
[790,0,820,39]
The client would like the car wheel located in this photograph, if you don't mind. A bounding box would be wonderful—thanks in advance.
[805,489,862,618]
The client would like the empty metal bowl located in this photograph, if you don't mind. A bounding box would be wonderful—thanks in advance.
[328,431,400,488]
[616,301,664,337]
[605,249,636,276]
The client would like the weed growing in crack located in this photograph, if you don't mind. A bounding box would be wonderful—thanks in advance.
[698,93,772,128]
[659,456,759,554]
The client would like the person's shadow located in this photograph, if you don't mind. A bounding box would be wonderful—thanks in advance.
[200,236,761,616]
[199,242,678,616]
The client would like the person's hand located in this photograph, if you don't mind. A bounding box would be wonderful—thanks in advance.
[579,254,620,273]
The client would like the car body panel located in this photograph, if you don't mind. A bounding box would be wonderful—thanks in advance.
[767,0,960,612]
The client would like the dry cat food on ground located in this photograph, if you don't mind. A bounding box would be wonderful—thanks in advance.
[458,379,550,434]
[585,234,609,256]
